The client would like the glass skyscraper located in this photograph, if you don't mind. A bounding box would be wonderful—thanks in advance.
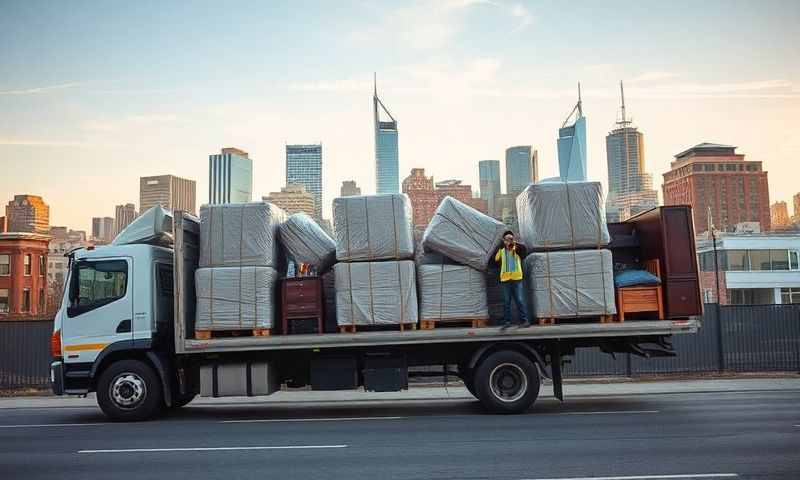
[209,147,252,204]
[374,77,399,194]
[557,85,588,182]
[286,144,323,220]
[479,160,501,215]
[505,146,538,196]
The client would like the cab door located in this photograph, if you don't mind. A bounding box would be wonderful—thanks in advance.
[62,258,133,365]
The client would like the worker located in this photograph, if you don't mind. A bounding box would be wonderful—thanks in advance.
[494,230,530,330]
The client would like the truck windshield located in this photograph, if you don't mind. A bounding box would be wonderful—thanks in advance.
[67,260,128,317]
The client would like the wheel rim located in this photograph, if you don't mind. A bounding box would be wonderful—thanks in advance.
[489,363,528,403]
[109,373,147,410]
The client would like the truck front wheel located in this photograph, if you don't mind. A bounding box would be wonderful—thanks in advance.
[473,350,540,414]
[96,359,163,422]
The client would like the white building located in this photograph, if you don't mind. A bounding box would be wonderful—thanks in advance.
[697,233,800,305]
[47,238,90,295]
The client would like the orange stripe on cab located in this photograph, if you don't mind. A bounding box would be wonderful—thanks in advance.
[63,343,108,352]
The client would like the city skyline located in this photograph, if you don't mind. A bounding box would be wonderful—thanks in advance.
[1,1,798,231]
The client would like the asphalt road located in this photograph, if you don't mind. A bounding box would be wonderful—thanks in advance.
[1,390,798,480]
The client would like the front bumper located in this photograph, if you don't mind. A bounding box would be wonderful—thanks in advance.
[50,361,64,396]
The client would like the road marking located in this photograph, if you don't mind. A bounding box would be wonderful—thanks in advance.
[520,474,738,480]
[78,445,349,454]
[221,416,404,424]
[555,410,660,416]
[0,423,111,428]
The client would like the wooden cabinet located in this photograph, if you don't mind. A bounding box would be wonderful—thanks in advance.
[281,277,323,334]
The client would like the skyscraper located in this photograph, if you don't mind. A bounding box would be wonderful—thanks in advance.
[92,217,115,243]
[5,195,49,234]
[505,147,538,197]
[286,144,322,220]
[340,180,361,197]
[139,175,196,214]
[605,81,658,222]
[374,75,399,194]
[770,201,790,230]
[662,143,770,233]
[479,160,501,216]
[114,203,137,236]
[557,84,588,182]
[209,147,253,204]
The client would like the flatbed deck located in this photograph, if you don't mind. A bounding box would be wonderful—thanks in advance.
[177,318,700,354]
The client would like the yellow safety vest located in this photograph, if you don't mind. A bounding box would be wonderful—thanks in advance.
[495,248,523,282]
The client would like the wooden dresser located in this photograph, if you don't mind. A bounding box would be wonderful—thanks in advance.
[281,277,323,335]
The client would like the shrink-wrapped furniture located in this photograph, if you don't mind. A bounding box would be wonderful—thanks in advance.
[421,196,506,271]
[525,249,616,319]
[417,264,488,322]
[334,261,418,327]
[333,194,414,262]
[195,266,279,331]
[516,181,609,250]
[199,202,286,269]
[279,213,336,271]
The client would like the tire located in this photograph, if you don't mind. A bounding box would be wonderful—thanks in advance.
[169,393,196,410]
[96,359,163,422]
[473,349,540,414]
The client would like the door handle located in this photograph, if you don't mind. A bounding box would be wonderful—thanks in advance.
[116,319,132,333]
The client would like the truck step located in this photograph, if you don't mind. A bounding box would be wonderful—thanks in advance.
[419,318,489,330]
[338,323,417,334]
[194,328,272,340]
[537,315,618,326]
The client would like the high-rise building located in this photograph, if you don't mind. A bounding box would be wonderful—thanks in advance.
[209,147,253,204]
[340,180,361,197]
[402,168,438,230]
[263,184,316,217]
[605,82,659,222]
[435,180,487,214]
[5,195,49,234]
[92,217,115,243]
[662,143,770,234]
[0,232,51,319]
[557,84,588,182]
[140,175,196,215]
[374,75,399,194]
[478,160,501,216]
[49,227,86,243]
[505,147,538,197]
[771,201,791,230]
[793,193,800,223]
[114,203,138,236]
[286,144,322,220]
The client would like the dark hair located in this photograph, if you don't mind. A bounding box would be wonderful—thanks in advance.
[503,230,514,237]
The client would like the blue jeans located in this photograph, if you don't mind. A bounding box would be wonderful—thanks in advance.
[501,279,529,324]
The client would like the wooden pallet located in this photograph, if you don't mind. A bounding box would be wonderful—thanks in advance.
[194,328,271,340]
[338,323,417,334]
[537,315,617,326]
[419,318,489,330]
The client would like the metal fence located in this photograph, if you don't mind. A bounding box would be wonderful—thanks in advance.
[1,304,799,390]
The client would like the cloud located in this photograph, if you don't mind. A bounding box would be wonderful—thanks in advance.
[0,82,82,96]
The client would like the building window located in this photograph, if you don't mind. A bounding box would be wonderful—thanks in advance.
[781,288,800,304]
[24,254,32,276]
[22,289,31,312]
[770,250,790,270]
[39,288,45,312]
[791,251,799,271]
[749,250,770,271]
[0,254,9,275]
[703,289,714,303]
[0,289,8,313]
[726,250,748,271]
[39,255,46,276]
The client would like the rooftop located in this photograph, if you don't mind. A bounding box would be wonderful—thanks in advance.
[675,143,737,159]
[0,232,52,242]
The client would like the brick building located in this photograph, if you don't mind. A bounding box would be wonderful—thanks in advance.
[402,168,438,229]
[0,232,51,319]
[434,180,488,214]
[5,195,50,234]
[662,143,770,234]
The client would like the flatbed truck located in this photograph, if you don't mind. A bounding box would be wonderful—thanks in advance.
[50,211,701,421]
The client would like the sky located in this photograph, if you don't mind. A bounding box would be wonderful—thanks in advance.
[1,0,799,232]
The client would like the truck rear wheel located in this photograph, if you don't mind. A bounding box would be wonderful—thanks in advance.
[96,359,163,422]
[473,350,540,414]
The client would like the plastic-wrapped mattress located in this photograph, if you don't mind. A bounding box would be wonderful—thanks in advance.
[195,266,278,331]
[421,196,506,271]
[334,260,418,326]
[279,213,336,271]
[199,202,286,268]
[112,205,173,246]
[333,194,414,262]
[516,181,609,250]
[417,264,488,321]
[524,249,616,318]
